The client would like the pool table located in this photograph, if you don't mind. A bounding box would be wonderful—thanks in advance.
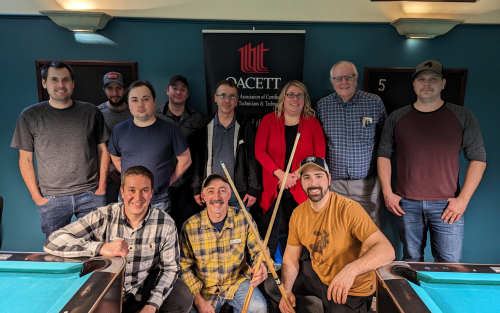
[0,252,125,313]
[376,261,500,313]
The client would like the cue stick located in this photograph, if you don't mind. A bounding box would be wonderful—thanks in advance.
[241,132,301,312]
[220,162,296,313]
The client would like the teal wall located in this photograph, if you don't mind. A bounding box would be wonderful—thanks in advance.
[1,15,499,262]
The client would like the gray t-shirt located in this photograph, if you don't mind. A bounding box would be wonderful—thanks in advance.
[11,101,110,196]
[97,102,133,131]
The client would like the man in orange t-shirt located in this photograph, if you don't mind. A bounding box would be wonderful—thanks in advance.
[264,156,395,313]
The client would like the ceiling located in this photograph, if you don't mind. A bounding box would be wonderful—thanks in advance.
[2,0,500,24]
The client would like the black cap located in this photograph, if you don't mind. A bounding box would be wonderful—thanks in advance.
[202,173,229,190]
[297,156,330,175]
[168,75,189,90]
[413,60,444,79]
[103,72,124,87]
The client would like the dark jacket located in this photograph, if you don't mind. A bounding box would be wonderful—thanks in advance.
[155,102,204,187]
[192,113,262,198]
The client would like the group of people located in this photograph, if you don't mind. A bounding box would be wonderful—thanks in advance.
[9,58,486,313]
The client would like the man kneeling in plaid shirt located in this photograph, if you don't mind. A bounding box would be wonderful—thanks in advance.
[44,165,193,313]
[180,173,271,313]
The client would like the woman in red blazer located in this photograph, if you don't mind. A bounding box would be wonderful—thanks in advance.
[255,80,326,258]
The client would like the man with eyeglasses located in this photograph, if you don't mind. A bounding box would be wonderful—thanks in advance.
[155,75,205,230]
[317,61,387,227]
[192,80,261,209]
[378,60,486,262]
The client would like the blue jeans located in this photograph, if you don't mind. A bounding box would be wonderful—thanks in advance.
[152,199,171,215]
[190,280,267,313]
[397,198,464,262]
[228,192,249,211]
[36,188,106,238]
[118,194,171,215]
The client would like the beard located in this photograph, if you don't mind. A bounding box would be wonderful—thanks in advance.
[306,186,328,202]
[108,96,124,106]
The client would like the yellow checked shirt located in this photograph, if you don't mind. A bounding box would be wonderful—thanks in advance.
[179,206,272,308]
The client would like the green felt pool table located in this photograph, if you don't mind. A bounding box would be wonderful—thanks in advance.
[0,252,125,313]
[376,261,500,313]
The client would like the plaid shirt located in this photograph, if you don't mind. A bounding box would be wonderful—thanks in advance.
[317,90,387,180]
[43,203,179,310]
[179,207,271,308]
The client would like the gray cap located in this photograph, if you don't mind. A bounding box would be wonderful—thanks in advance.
[103,72,124,87]
[413,60,444,78]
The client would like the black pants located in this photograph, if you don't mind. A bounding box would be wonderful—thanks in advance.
[264,260,371,313]
[169,184,203,232]
[263,195,298,243]
[122,269,193,313]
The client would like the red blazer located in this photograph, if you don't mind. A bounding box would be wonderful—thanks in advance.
[255,113,326,213]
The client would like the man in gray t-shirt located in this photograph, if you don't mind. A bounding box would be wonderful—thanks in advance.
[11,61,110,238]
[97,72,133,204]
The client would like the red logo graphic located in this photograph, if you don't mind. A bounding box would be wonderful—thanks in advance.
[238,43,269,73]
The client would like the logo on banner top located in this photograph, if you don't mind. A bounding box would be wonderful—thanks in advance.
[238,43,269,73]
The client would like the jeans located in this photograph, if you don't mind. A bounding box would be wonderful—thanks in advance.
[119,194,171,215]
[228,192,249,211]
[397,198,464,262]
[152,199,171,215]
[36,188,106,238]
[189,280,267,313]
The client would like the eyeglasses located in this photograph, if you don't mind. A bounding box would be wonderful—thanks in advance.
[216,94,238,100]
[330,74,357,82]
[285,93,306,99]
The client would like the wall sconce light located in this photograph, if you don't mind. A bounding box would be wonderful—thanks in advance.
[391,18,464,39]
[39,10,113,32]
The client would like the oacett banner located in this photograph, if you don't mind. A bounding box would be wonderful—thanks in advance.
[202,30,305,125]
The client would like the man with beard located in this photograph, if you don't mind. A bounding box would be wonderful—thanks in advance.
[155,75,204,230]
[97,72,133,204]
[179,173,269,313]
[264,156,394,313]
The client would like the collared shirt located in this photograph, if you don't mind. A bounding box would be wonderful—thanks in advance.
[211,113,236,180]
[155,102,204,186]
[43,203,180,310]
[179,207,271,308]
[317,90,387,180]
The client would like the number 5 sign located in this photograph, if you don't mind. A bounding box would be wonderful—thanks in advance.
[363,67,468,115]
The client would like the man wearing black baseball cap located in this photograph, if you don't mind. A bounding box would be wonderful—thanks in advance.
[265,156,394,313]
[98,71,133,204]
[155,75,204,231]
[378,60,486,263]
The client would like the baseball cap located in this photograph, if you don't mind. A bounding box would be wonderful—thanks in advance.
[103,72,124,87]
[202,173,229,190]
[297,156,330,175]
[413,60,444,79]
[168,75,189,90]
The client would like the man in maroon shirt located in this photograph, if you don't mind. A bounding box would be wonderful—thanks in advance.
[377,60,486,262]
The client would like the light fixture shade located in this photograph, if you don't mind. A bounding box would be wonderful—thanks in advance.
[39,10,113,32]
[391,18,464,39]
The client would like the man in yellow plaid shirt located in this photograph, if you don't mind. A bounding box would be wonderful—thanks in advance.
[180,173,271,313]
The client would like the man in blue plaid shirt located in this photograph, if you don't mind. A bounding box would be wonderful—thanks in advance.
[317,61,387,227]
[44,166,193,313]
